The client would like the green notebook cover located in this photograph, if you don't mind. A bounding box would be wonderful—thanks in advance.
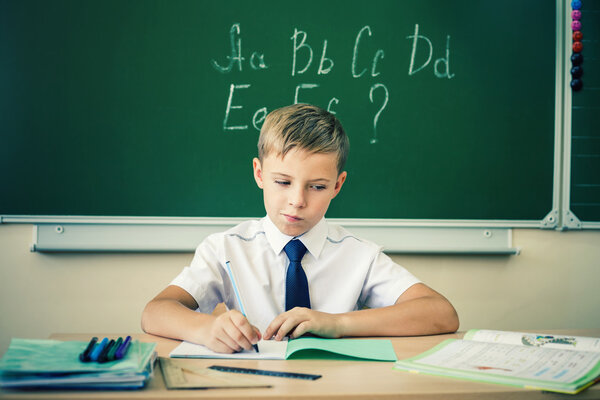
[286,337,397,361]
[170,337,397,361]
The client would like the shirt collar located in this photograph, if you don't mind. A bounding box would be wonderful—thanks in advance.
[263,216,328,259]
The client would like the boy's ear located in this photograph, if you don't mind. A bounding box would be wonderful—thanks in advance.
[253,157,264,189]
[332,171,347,198]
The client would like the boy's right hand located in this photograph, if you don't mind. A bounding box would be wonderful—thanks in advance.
[202,310,261,353]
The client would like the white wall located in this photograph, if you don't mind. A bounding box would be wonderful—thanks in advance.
[1,223,599,356]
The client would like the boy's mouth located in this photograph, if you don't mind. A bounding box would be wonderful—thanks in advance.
[283,213,302,222]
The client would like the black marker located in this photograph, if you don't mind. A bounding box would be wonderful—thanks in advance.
[79,336,98,362]
[98,339,115,363]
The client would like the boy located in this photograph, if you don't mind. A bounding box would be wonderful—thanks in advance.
[142,104,458,353]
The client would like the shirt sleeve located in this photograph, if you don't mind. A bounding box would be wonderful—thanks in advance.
[169,234,229,314]
[358,249,421,309]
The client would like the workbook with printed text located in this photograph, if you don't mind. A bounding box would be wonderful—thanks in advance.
[394,329,600,394]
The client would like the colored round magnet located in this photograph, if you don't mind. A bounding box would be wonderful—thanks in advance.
[572,20,582,31]
[573,41,583,52]
[571,53,584,65]
[571,78,583,91]
[571,66,583,78]
[571,0,582,10]
[572,10,582,20]
[573,31,583,41]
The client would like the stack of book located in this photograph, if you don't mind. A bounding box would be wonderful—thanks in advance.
[0,338,156,390]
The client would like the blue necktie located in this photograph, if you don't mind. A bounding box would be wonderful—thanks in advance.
[284,239,310,311]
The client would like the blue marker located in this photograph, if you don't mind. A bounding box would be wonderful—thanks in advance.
[89,337,109,361]
[225,261,259,352]
[114,336,132,360]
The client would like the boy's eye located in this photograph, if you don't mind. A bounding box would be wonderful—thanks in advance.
[275,180,290,186]
[311,185,326,191]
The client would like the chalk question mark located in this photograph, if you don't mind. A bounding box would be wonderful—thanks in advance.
[369,83,389,144]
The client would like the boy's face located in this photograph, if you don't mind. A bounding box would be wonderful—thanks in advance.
[253,148,347,237]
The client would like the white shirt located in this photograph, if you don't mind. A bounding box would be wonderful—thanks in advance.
[171,216,421,332]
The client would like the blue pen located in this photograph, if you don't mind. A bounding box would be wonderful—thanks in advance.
[89,337,109,361]
[225,261,259,352]
[114,335,132,360]
[106,337,123,361]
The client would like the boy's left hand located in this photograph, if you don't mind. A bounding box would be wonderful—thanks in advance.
[263,307,342,340]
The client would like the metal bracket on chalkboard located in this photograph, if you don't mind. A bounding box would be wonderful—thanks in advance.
[540,210,559,229]
[24,218,520,254]
[562,210,582,230]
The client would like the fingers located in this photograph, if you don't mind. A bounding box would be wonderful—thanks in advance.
[207,336,240,354]
[264,312,287,340]
[264,307,312,341]
[209,310,261,353]
[288,321,311,339]
[228,311,261,349]
[253,326,263,341]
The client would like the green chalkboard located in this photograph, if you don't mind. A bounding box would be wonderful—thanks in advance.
[570,1,600,223]
[0,0,556,220]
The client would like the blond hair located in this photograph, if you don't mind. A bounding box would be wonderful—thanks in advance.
[257,104,349,173]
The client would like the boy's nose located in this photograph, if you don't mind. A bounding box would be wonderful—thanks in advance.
[289,188,307,208]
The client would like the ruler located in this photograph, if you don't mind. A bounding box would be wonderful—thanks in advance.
[208,365,322,380]
[159,358,271,389]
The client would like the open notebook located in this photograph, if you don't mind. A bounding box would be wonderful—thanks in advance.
[394,329,600,395]
[170,337,397,361]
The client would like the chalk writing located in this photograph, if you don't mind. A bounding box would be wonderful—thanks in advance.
[212,23,268,73]
[294,83,319,104]
[407,24,454,78]
[291,28,333,76]
[369,83,389,144]
[328,98,340,114]
[318,40,334,75]
[223,83,250,130]
[223,83,270,132]
[352,26,385,79]
[213,23,455,142]
[291,28,313,76]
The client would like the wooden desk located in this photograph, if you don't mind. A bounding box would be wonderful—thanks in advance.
[1,331,599,400]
